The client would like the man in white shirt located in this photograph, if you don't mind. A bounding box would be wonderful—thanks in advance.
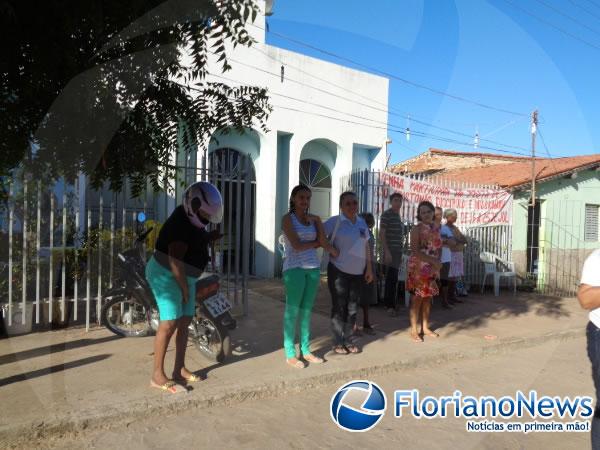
[578,248,600,448]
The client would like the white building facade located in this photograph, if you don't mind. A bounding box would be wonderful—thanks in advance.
[196,1,390,277]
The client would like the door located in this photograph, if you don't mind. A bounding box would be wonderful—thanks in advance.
[526,201,541,275]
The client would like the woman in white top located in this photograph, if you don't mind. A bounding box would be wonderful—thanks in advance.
[324,192,374,355]
[281,185,338,369]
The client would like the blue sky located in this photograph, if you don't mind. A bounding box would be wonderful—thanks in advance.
[265,0,600,164]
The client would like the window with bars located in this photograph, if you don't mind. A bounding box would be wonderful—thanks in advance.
[585,204,599,242]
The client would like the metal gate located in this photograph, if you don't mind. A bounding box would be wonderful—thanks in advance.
[0,152,255,333]
[341,169,513,289]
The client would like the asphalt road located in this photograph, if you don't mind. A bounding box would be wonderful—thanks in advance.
[38,336,595,450]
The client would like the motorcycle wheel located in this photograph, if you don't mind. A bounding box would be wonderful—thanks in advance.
[189,316,231,363]
[101,293,153,337]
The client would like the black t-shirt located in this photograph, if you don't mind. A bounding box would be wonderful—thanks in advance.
[154,205,210,277]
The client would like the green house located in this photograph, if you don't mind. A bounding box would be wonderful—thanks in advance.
[441,153,600,295]
[392,149,600,295]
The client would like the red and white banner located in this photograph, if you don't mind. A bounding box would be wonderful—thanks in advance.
[378,172,513,227]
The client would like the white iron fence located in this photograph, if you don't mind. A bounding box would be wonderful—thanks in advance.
[341,169,513,290]
[0,152,254,333]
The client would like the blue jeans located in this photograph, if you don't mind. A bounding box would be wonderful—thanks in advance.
[586,321,600,449]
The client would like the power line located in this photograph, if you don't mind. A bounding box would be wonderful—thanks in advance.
[216,52,532,152]
[172,73,534,156]
[269,102,534,157]
[269,29,528,116]
[568,0,600,22]
[205,69,533,155]
[250,44,394,113]
[177,72,543,158]
[537,127,561,175]
[532,0,600,38]
[248,23,528,117]
[582,0,600,11]
[501,0,600,51]
[170,50,551,157]
[249,45,531,151]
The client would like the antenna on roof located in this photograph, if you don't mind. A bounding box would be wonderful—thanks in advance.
[474,126,480,149]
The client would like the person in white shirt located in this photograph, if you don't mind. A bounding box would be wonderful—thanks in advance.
[324,192,374,355]
[577,248,600,448]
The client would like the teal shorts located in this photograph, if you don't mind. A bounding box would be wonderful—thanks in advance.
[145,256,197,321]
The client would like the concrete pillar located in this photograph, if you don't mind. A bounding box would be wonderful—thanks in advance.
[253,130,278,277]
[288,134,303,195]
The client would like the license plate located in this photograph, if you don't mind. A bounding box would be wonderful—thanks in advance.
[203,293,232,318]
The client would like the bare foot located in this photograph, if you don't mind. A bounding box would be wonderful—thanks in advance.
[303,353,324,364]
[410,331,423,343]
[286,357,306,369]
[152,371,171,386]
[423,329,439,338]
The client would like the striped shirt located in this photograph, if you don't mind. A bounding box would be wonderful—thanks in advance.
[380,208,406,255]
[282,213,320,272]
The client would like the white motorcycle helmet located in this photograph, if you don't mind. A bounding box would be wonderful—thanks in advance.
[182,182,223,229]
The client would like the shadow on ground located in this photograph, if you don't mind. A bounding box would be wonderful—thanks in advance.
[248,277,575,341]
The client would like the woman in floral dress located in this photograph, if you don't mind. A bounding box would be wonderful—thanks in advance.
[407,201,443,342]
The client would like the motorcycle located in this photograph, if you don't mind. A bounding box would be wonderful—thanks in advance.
[100,216,236,363]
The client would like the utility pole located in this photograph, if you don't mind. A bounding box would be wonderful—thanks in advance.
[528,110,539,278]
[530,110,538,205]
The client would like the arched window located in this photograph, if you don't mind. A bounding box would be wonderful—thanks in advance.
[299,159,331,188]
[210,148,256,181]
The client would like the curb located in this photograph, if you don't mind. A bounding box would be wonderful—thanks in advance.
[0,326,584,448]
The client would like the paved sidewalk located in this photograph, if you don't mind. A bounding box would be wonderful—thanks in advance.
[0,281,588,448]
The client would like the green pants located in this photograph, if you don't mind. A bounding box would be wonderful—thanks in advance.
[282,267,321,358]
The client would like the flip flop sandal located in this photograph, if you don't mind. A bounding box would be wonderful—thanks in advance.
[286,358,306,369]
[425,332,440,338]
[150,380,187,394]
[303,354,324,364]
[345,344,361,354]
[176,373,203,384]
[333,346,349,355]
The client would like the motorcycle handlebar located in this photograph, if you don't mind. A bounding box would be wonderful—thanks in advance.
[136,227,153,243]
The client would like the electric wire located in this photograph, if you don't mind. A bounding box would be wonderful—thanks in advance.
[247,22,528,116]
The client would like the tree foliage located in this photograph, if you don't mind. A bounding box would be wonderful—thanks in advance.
[1,0,271,195]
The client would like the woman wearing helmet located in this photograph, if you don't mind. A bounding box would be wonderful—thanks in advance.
[145,181,223,393]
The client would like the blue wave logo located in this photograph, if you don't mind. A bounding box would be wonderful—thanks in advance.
[330,380,387,432]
